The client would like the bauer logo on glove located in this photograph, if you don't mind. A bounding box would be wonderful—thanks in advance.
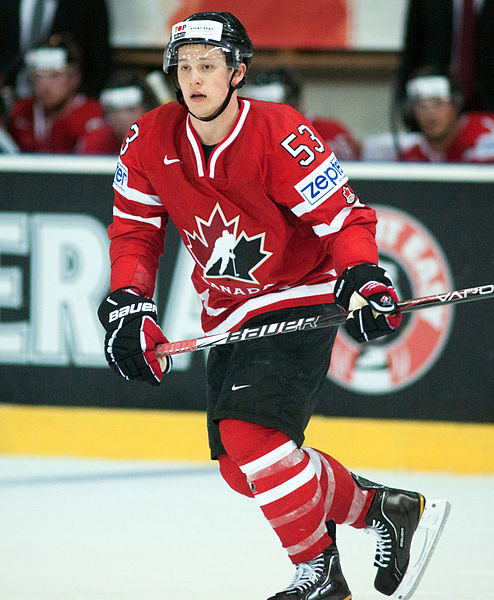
[107,300,158,323]
[334,263,402,343]
[97,287,172,386]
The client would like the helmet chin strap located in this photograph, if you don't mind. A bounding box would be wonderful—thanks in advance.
[176,70,242,122]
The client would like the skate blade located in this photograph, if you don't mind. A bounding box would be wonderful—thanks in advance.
[392,499,451,600]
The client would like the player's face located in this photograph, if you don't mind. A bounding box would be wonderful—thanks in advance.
[177,44,244,118]
[31,67,80,112]
[413,98,458,143]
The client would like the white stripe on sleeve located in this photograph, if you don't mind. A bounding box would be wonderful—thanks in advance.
[113,206,161,229]
[312,200,366,237]
[113,182,162,206]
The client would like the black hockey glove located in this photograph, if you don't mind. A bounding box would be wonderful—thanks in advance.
[334,263,402,343]
[97,287,172,386]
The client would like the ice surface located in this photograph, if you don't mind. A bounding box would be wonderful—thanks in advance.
[0,456,492,599]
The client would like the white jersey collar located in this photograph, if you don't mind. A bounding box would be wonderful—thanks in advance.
[186,99,251,178]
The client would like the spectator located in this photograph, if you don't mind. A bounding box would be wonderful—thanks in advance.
[242,68,361,160]
[80,70,162,155]
[395,0,494,126]
[7,34,104,153]
[0,0,112,99]
[400,71,494,162]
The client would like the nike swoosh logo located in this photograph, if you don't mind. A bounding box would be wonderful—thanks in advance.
[231,384,251,391]
[163,155,180,165]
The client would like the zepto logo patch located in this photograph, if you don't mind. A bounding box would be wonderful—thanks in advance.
[328,205,454,394]
[294,153,347,210]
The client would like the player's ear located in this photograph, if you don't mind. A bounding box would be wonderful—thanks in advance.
[232,63,247,87]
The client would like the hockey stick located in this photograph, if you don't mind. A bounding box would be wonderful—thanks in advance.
[155,283,494,359]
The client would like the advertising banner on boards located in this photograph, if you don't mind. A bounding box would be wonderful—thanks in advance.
[0,159,492,423]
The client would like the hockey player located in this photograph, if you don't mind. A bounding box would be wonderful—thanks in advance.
[80,70,161,155]
[97,12,450,600]
[7,34,103,153]
[402,72,494,162]
[243,68,361,160]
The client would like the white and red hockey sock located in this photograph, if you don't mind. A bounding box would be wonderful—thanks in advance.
[304,446,375,530]
[218,419,375,564]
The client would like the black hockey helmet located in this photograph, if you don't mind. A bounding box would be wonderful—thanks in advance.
[163,12,254,121]
[163,12,254,81]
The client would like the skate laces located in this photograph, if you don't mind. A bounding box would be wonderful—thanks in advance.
[366,519,393,568]
[281,553,326,592]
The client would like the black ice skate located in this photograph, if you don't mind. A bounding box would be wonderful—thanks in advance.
[353,474,450,600]
[267,521,352,600]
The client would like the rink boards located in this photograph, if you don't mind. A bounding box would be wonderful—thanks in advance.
[0,156,492,471]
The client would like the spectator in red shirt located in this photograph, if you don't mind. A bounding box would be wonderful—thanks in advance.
[7,34,103,153]
[242,68,361,160]
[402,71,494,162]
[80,70,162,155]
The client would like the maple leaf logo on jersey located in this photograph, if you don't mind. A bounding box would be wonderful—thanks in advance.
[184,204,272,284]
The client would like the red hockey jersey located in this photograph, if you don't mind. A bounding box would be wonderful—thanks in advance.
[402,112,494,163]
[8,95,103,153]
[109,99,377,334]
